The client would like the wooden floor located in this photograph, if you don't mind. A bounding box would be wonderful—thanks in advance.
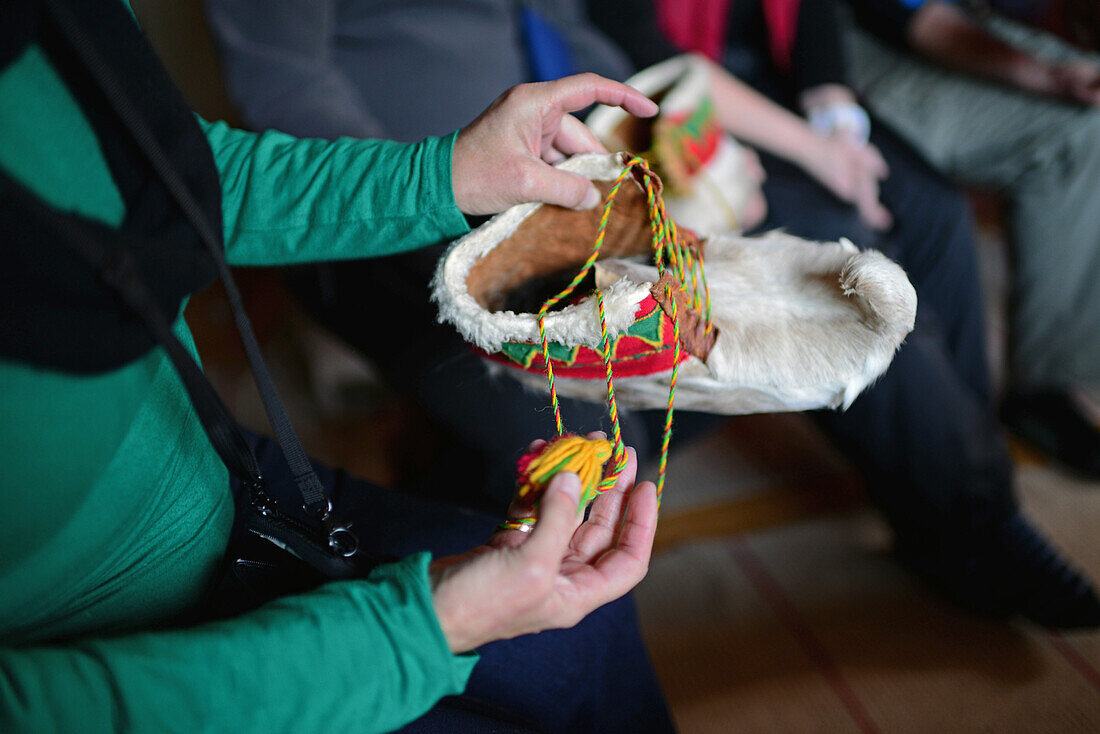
[637,420,1100,734]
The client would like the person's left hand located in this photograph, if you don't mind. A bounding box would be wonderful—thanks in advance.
[429,436,657,653]
[799,132,893,231]
[451,74,658,215]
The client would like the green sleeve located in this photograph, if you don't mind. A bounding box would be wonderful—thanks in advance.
[0,554,478,734]
[201,119,470,266]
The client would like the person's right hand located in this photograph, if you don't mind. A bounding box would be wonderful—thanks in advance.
[428,442,657,654]
[799,133,893,232]
[451,74,658,215]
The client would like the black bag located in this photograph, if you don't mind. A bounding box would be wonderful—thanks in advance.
[10,0,378,615]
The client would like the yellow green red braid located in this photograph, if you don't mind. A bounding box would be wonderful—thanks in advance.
[535,161,638,437]
[657,280,682,504]
[523,155,712,516]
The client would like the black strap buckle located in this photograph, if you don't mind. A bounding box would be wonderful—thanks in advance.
[313,498,360,558]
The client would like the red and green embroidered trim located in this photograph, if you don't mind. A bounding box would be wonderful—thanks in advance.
[484,294,689,380]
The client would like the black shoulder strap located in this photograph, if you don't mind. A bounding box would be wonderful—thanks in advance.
[5,176,265,489]
[38,0,350,549]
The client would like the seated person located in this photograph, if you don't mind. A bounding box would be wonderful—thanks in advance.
[840,0,1100,479]
[206,0,1100,628]
[594,0,1099,627]
[0,1,673,731]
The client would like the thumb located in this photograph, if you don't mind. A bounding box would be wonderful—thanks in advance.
[861,144,889,180]
[858,189,893,232]
[524,472,583,560]
[524,162,602,210]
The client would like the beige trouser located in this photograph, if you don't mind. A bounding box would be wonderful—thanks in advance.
[841,15,1100,391]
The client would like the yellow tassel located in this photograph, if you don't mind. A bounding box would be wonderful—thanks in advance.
[516,435,615,509]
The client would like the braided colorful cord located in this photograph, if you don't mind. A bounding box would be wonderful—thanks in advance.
[530,156,713,507]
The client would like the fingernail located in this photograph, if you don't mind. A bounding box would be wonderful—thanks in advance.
[552,472,582,504]
[574,186,600,211]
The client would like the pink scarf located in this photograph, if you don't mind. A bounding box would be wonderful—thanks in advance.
[654,0,801,73]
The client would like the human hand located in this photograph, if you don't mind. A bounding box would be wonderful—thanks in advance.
[799,133,892,231]
[1051,60,1100,106]
[800,85,870,144]
[737,146,769,231]
[429,439,658,653]
[451,74,658,215]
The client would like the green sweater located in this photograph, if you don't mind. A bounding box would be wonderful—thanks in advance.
[0,16,475,734]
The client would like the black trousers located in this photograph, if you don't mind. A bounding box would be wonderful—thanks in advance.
[228,434,675,734]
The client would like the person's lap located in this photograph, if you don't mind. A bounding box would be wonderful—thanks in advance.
[237,433,675,734]
[751,122,1017,543]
